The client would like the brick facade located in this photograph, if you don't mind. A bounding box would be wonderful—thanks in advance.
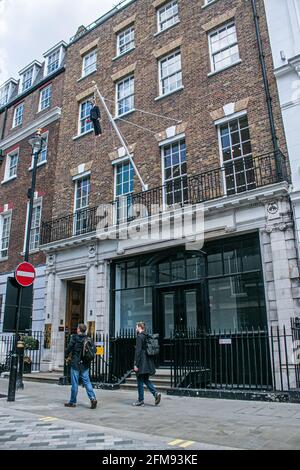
[0,71,64,273]
[51,0,288,221]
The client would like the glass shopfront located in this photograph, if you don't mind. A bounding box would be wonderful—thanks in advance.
[111,233,267,344]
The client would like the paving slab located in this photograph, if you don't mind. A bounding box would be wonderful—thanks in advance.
[0,378,300,449]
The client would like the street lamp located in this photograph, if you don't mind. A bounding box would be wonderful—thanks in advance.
[7,129,46,402]
[25,129,46,261]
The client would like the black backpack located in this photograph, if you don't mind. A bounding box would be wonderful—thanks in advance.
[145,333,160,356]
[82,336,96,364]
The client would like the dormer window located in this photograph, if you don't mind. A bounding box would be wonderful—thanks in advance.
[0,79,17,107]
[22,68,34,92]
[47,50,60,75]
[19,61,41,94]
[0,84,10,107]
[43,41,67,78]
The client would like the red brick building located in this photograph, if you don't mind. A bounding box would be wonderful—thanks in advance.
[0,0,298,391]
[38,0,300,388]
[0,41,66,333]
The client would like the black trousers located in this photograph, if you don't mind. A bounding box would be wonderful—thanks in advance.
[92,119,101,136]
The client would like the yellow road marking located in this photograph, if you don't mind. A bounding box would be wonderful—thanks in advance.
[169,439,185,446]
[39,417,58,422]
[179,441,195,448]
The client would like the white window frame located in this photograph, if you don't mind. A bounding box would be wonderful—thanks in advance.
[158,49,182,97]
[3,149,19,182]
[114,159,134,224]
[216,112,253,195]
[115,75,135,117]
[73,175,91,235]
[39,85,52,111]
[208,21,240,73]
[22,67,34,92]
[82,50,97,78]
[114,160,134,198]
[13,103,24,128]
[157,0,179,33]
[46,49,61,75]
[29,131,49,168]
[117,26,135,56]
[0,211,12,260]
[23,199,42,253]
[160,136,187,207]
[43,43,65,77]
[0,83,10,107]
[78,98,93,135]
[0,81,17,107]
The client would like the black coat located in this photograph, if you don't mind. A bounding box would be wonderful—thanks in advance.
[134,332,156,376]
[90,105,101,120]
[65,334,88,371]
[90,105,102,135]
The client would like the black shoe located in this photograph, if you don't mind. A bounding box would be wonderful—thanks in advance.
[64,402,76,407]
[90,399,97,409]
[154,393,161,406]
[132,400,144,407]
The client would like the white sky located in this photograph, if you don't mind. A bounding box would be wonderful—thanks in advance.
[0,0,118,84]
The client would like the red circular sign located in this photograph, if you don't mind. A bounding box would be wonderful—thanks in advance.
[15,262,36,287]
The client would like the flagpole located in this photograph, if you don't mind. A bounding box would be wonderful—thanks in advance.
[92,81,148,191]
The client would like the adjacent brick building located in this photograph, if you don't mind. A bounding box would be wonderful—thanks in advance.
[0,41,66,332]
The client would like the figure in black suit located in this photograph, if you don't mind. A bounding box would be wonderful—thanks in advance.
[89,98,102,136]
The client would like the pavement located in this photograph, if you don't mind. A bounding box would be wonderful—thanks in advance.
[0,378,300,450]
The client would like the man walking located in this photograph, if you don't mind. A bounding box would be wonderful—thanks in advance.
[132,322,161,407]
[64,323,97,409]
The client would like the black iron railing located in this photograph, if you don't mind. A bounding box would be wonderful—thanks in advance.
[170,321,300,392]
[60,320,300,394]
[0,331,44,374]
[41,151,289,245]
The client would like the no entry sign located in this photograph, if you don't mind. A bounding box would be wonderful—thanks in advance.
[15,262,36,287]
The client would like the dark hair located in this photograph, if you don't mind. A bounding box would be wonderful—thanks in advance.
[78,323,87,334]
[137,322,146,331]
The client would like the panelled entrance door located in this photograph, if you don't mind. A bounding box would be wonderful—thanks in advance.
[66,281,85,334]
[157,283,205,365]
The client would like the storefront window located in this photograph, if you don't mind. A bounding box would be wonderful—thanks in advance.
[172,259,185,281]
[186,254,206,279]
[159,262,171,283]
[115,288,153,333]
[242,237,261,271]
[207,249,223,277]
[223,244,242,275]
[209,273,266,331]
[112,234,266,335]
[127,261,139,288]
[115,263,126,290]
[140,265,155,286]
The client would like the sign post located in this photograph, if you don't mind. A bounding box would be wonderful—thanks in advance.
[7,263,36,402]
[7,129,45,402]
[15,262,36,287]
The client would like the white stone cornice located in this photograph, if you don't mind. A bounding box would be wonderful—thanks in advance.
[274,54,300,78]
[0,107,61,150]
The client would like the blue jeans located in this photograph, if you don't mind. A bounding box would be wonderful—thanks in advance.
[137,374,157,402]
[70,367,96,404]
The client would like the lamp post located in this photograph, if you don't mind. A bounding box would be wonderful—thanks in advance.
[7,129,46,402]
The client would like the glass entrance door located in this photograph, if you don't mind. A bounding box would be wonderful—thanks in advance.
[157,284,204,365]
